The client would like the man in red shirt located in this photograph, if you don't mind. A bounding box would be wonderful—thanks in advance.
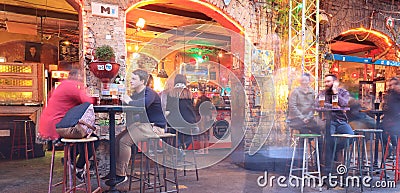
[38,69,94,181]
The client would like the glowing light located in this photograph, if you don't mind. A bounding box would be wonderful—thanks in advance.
[218,52,223,58]
[134,44,139,52]
[136,18,146,29]
[341,27,393,47]
[294,48,304,55]
[127,45,132,51]
[126,0,244,33]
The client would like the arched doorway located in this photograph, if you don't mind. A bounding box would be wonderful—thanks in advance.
[125,1,247,169]
[327,27,398,105]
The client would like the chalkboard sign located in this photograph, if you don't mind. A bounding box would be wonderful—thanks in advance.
[59,40,79,62]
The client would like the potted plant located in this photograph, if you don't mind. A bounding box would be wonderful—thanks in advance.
[89,45,120,87]
[94,45,115,62]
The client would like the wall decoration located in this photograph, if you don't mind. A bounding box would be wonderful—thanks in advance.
[251,49,274,77]
[25,42,41,62]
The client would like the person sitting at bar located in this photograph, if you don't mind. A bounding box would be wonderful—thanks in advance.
[38,69,97,182]
[382,77,400,160]
[347,98,376,129]
[103,69,166,186]
[316,74,354,175]
[165,74,197,150]
[288,73,320,134]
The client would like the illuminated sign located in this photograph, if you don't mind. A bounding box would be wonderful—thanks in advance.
[92,2,118,18]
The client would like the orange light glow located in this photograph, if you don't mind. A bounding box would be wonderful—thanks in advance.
[126,0,244,34]
[341,28,393,47]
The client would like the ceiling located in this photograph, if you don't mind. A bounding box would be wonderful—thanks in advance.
[0,0,78,40]
[329,34,378,55]
[126,3,232,53]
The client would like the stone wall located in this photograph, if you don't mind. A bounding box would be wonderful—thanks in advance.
[321,0,400,43]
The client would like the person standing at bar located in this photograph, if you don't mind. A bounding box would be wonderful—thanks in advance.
[316,74,354,175]
[382,77,400,159]
[103,69,166,186]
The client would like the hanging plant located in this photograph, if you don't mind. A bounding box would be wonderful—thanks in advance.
[95,45,115,62]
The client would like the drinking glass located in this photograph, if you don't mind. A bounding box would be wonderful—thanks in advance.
[318,95,325,108]
[332,95,339,108]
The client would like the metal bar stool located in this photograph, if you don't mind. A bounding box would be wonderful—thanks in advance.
[61,137,101,193]
[289,133,322,193]
[353,129,387,183]
[170,127,199,181]
[10,120,35,160]
[381,135,400,182]
[330,134,365,192]
[128,133,177,193]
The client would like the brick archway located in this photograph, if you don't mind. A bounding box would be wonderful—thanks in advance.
[125,0,246,34]
[332,27,397,61]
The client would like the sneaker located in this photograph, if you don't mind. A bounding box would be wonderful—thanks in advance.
[76,169,85,182]
[101,173,112,180]
[105,175,127,186]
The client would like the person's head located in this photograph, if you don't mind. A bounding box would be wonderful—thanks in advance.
[388,77,400,93]
[169,74,191,99]
[324,74,338,90]
[299,73,311,88]
[174,74,187,86]
[130,69,148,91]
[146,74,154,89]
[29,46,37,55]
[68,69,83,82]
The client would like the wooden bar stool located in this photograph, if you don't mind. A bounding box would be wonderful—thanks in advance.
[61,137,101,193]
[10,120,35,160]
[48,141,65,193]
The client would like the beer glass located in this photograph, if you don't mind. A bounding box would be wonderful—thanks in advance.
[318,95,325,108]
[332,94,339,108]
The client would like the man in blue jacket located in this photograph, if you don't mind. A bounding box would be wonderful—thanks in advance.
[104,69,166,186]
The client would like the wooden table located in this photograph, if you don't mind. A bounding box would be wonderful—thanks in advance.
[94,105,143,193]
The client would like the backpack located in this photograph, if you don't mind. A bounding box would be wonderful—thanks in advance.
[56,102,96,139]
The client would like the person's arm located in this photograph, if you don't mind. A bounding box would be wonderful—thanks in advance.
[338,88,350,107]
[306,91,316,120]
[77,83,95,104]
[288,89,305,120]
[127,88,155,108]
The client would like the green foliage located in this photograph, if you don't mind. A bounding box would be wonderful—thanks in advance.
[95,45,115,61]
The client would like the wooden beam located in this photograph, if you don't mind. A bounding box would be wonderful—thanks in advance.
[139,4,213,21]
[0,3,78,21]
[65,0,81,12]
[127,23,231,42]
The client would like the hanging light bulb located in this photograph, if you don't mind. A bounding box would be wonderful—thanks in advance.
[136,18,146,31]
[134,43,139,52]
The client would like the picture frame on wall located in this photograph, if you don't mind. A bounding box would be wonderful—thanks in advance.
[25,42,41,62]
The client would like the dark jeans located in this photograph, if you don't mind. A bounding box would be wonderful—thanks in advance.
[382,133,398,156]
[324,120,354,174]
[167,128,193,149]
[70,135,100,169]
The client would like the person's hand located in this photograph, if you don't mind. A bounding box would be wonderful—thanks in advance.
[122,94,132,104]
[332,80,339,94]
[303,118,309,124]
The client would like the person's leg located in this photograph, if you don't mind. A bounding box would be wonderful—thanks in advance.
[116,132,134,177]
[75,136,100,169]
[334,121,354,151]
[324,123,336,175]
